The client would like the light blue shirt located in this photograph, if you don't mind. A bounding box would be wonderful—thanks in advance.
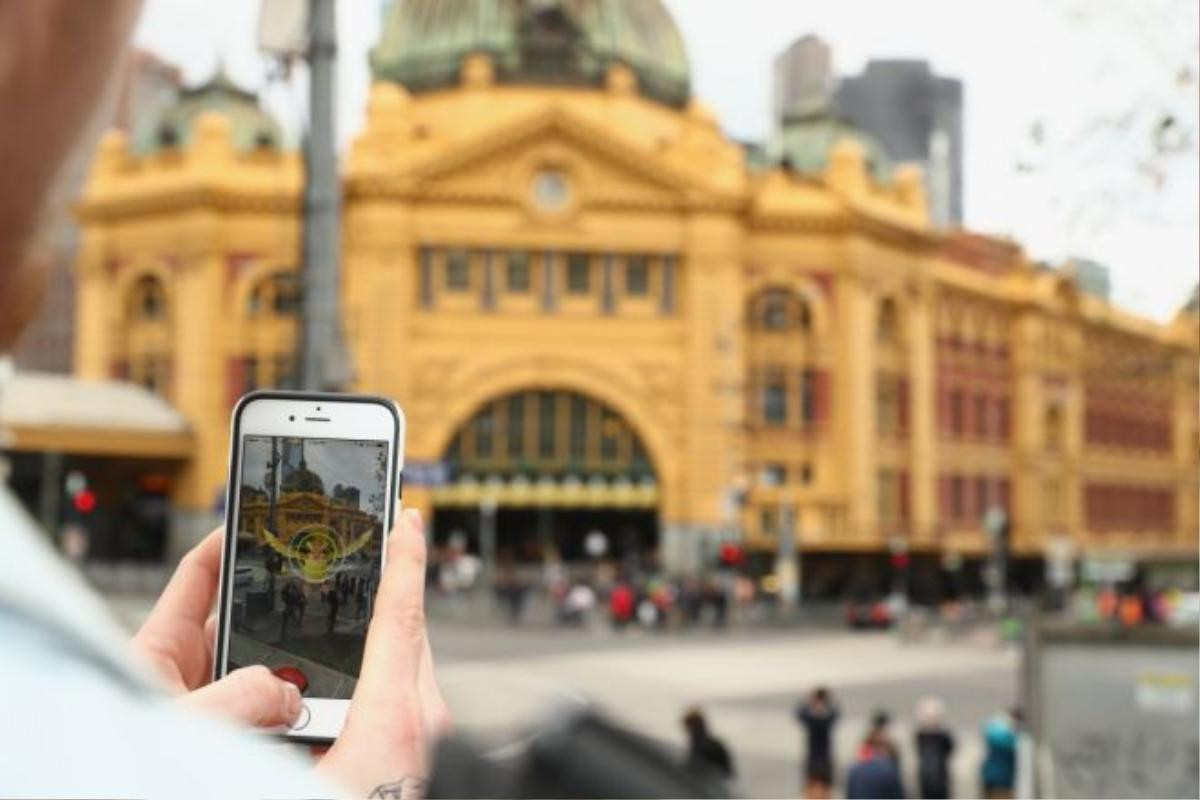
[0,485,338,799]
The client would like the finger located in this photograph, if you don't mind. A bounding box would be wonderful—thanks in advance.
[178,665,302,729]
[349,509,426,719]
[419,633,452,736]
[203,614,218,675]
[145,528,224,631]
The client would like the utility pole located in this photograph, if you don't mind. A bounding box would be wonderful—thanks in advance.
[299,0,351,391]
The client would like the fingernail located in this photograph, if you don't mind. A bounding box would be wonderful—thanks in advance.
[405,508,424,537]
[285,682,302,720]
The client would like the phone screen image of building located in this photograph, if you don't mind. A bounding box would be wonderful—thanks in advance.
[228,436,389,699]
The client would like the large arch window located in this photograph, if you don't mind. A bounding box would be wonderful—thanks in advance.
[443,389,653,481]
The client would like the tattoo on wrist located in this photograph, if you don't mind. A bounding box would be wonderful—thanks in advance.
[367,777,428,800]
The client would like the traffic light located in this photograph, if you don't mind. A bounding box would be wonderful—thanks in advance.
[72,488,97,514]
[718,542,745,568]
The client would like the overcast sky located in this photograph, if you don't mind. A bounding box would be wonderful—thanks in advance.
[242,436,387,517]
[133,0,1198,322]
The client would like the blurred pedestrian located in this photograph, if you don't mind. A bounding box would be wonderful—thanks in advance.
[914,696,954,799]
[859,709,900,769]
[610,581,635,629]
[681,707,735,780]
[847,739,905,799]
[980,709,1018,799]
[795,686,840,794]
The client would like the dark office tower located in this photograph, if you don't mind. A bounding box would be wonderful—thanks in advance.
[835,60,964,226]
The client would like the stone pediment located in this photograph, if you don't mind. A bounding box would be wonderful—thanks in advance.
[365,107,720,213]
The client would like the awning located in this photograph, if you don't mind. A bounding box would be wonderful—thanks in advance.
[0,370,194,459]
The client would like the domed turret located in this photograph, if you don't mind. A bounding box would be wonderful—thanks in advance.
[370,0,691,108]
[281,453,326,495]
[133,69,283,156]
[776,98,892,181]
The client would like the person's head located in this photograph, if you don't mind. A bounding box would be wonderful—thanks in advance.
[812,686,831,705]
[1009,706,1024,727]
[0,2,143,353]
[871,709,891,731]
[916,696,946,729]
[682,707,708,738]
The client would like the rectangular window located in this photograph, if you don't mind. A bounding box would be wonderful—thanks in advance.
[760,463,786,486]
[950,475,965,519]
[997,397,1010,441]
[975,394,989,437]
[506,251,531,292]
[877,377,900,436]
[626,256,649,295]
[760,506,778,537]
[566,253,590,294]
[507,395,525,461]
[877,470,898,523]
[569,395,587,462]
[800,369,816,425]
[538,391,556,459]
[763,371,787,426]
[950,390,965,436]
[976,476,990,514]
[799,463,814,485]
[445,249,470,291]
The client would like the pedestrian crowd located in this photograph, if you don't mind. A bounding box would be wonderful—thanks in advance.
[679,688,1030,799]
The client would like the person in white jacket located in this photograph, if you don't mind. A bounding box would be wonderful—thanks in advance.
[0,3,447,797]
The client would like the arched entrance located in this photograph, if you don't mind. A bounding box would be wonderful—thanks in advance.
[431,389,659,562]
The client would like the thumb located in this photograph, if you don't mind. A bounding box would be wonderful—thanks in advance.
[179,665,303,729]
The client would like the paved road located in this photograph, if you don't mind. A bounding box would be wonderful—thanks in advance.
[104,591,1017,798]
[428,623,1018,798]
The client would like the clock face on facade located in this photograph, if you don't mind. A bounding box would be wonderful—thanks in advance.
[532,169,571,213]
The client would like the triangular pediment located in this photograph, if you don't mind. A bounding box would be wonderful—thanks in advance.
[402,107,703,212]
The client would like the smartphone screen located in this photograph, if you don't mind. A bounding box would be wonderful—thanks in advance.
[225,434,390,699]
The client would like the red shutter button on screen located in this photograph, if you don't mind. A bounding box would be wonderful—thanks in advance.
[273,665,309,694]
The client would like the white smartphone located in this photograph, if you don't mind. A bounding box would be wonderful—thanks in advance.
[214,391,405,742]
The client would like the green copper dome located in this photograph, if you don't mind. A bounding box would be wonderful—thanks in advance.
[371,0,691,108]
[133,70,283,156]
[776,102,892,181]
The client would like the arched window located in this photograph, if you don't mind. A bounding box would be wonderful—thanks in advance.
[878,298,901,345]
[749,288,812,333]
[121,275,171,395]
[247,271,301,317]
[1045,403,1064,452]
[129,275,168,322]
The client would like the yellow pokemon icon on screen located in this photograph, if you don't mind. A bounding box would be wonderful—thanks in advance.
[261,523,374,584]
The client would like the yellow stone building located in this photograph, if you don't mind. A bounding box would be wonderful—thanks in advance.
[68,0,1198,592]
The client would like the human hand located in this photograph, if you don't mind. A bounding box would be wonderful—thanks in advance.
[132,529,302,729]
[318,509,450,799]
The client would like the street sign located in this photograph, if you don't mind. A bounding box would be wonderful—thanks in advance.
[405,461,450,488]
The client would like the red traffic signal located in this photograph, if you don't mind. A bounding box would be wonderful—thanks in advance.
[72,488,97,514]
[719,542,745,567]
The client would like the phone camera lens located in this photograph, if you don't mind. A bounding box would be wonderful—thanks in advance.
[288,415,295,422]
